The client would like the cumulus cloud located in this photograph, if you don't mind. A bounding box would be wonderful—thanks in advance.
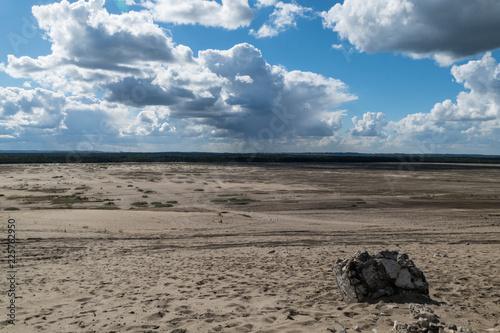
[0,0,358,151]
[430,53,500,123]
[0,87,67,134]
[191,43,355,139]
[250,1,312,38]
[388,53,500,151]
[434,53,500,120]
[351,112,387,137]
[3,0,192,93]
[142,0,254,30]
[322,0,500,65]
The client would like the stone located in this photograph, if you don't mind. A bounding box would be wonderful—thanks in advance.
[390,304,477,333]
[332,250,429,303]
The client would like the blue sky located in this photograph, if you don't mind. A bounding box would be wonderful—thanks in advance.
[1,0,500,154]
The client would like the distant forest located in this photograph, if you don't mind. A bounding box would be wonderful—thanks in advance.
[1,152,500,165]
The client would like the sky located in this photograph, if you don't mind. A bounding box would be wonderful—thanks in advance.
[1,0,500,154]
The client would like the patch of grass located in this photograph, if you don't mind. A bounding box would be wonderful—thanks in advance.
[239,214,252,218]
[32,205,73,210]
[144,190,155,194]
[75,185,90,191]
[151,201,174,208]
[4,207,20,211]
[194,188,205,191]
[105,201,115,206]
[28,187,70,193]
[166,200,178,204]
[210,197,258,205]
[9,194,100,206]
[94,206,121,210]
[8,195,57,203]
[152,203,173,208]
[131,201,148,207]
[52,195,103,205]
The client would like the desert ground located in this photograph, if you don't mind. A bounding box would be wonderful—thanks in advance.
[1,162,500,332]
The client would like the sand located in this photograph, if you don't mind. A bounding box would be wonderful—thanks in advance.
[1,162,500,332]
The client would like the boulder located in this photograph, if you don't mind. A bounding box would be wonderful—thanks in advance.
[332,250,429,303]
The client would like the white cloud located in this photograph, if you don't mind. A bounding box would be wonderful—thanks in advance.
[0,1,359,151]
[387,53,500,152]
[351,111,387,137]
[191,43,356,139]
[142,0,254,30]
[431,53,500,122]
[250,1,311,38]
[235,74,254,84]
[3,0,192,93]
[255,0,277,7]
[0,87,67,135]
[322,0,500,65]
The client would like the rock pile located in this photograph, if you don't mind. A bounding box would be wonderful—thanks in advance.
[392,304,476,333]
[332,250,429,303]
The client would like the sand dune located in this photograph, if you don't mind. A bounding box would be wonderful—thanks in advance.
[1,163,500,332]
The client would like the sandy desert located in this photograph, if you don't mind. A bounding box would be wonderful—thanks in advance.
[1,162,500,332]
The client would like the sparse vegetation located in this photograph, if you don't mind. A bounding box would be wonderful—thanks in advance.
[131,201,148,207]
[211,197,257,205]
[152,202,173,208]
[194,188,204,191]
[28,187,69,193]
[4,207,20,211]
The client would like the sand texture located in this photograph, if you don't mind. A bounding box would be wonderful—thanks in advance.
[1,162,500,332]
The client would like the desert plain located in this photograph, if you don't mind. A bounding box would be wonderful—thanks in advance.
[1,161,500,332]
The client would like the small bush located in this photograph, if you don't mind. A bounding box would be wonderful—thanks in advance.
[151,201,173,208]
